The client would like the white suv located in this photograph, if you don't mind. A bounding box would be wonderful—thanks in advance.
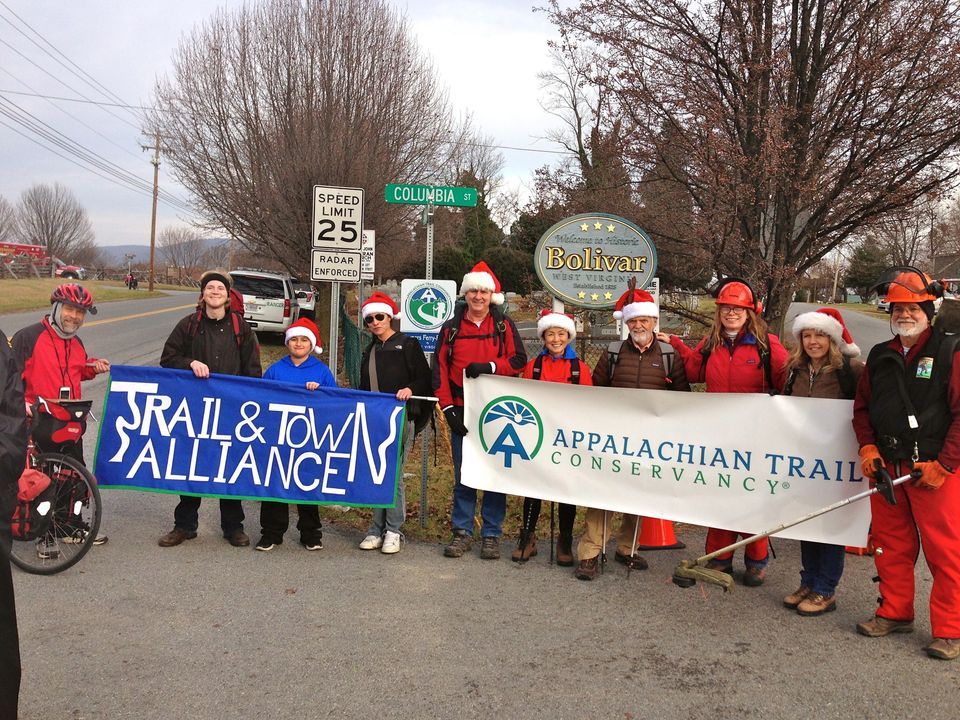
[229,270,299,334]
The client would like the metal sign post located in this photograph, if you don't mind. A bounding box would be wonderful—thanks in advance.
[311,185,365,380]
[384,182,477,527]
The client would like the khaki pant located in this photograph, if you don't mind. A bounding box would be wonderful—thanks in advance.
[577,508,642,561]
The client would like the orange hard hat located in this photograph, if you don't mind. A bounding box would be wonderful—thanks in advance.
[884,271,939,304]
[716,280,756,310]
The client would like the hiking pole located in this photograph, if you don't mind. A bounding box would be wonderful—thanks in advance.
[627,514,641,578]
[549,501,555,565]
[409,395,440,402]
[672,468,909,592]
[600,510,608,574]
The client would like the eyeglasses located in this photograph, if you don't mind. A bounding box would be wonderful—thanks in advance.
[718,306,746,315]
[364,313,389,324]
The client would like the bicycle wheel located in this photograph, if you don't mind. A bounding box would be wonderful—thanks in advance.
[9,453,102,575]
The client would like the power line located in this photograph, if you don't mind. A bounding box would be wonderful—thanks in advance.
[0,115,193,216]
[0,88,174,113]
[0,0,142,126]
[0,96,194,213]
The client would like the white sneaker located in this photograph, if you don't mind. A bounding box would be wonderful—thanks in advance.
[381,531,402,554]
[36,538,60,559]
[62,531,108,545]
[359,534,382,550]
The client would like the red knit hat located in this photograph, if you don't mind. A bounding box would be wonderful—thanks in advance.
[362,291,400,320]
[612,287,658,322]
[285,317,323,355]
[791,307,860,358]
[460,260,504,305]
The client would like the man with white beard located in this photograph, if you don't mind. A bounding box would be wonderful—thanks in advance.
[853,268,960,660]
[573,286,690,580]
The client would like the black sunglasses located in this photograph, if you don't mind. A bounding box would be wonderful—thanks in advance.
[364,313,389,324]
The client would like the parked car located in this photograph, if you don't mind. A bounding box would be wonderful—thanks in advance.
[876,296,890,313]
[292,281,317,321]
[229,269,298,335]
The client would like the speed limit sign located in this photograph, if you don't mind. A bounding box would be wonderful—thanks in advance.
[312,185,364,250]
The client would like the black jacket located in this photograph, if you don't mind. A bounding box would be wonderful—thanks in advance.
[0,330,28,549]
[160,311,261,378]
[360,331,432,422]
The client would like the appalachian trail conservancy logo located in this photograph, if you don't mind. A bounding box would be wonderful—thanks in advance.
[478,396,544,468]
[405,283,452,331]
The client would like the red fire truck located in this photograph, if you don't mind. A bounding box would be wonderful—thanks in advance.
[0,242,86,279]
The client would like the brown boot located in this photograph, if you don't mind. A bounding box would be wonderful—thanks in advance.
[783,586,812,609]
[797,592,836,617]
[511,531,537,562]
[925,638,960,660]
[856,616,914,637]
[574,556,599,581]
[158,528,197,547]
[556,534,574,567]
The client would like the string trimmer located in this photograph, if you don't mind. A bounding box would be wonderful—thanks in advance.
[672,466,909,592]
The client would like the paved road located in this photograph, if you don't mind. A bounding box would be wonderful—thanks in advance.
[6,297,959,719]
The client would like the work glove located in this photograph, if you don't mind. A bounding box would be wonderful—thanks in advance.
[859,444,883,480]
[910,460,951,490]
[465,362,493,379]
[443,406,468,437]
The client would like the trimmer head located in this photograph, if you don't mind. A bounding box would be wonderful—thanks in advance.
[671,559,735,592]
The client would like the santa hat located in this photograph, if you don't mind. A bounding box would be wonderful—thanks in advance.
[459,260,504,306]
[791,308,860,358]
[612,287,658,322]
[362,291,400,320]
[536,309,576,341]
[285,317,323,355]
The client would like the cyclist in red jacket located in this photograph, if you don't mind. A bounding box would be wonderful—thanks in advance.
[12,284,110,548]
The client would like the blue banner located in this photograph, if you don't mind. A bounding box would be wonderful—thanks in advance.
[93,366,405,507]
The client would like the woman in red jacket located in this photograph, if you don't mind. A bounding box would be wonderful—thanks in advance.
[512,310,593,565]
[657,278,788,586]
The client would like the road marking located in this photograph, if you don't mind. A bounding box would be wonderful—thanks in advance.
[85,304,195,327]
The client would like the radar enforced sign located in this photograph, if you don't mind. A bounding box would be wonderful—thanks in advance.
[311,185,364,282]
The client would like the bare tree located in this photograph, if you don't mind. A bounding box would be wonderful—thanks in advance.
[0,195,16,244]
[152,0,464,279]
[14,183,96,262]
[549,0,960,330]
[158,226,208,272]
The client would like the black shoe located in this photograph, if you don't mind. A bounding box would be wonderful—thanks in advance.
[255,537,279,552]
[614,550,648,570]
[225,530,250,547]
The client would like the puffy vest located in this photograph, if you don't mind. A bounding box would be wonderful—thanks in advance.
[867,331,954,462]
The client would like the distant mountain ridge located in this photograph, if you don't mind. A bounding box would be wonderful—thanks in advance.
[98,238,228,266]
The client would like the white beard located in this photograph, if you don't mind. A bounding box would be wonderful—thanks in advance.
[630,328,652,347]
[892,318,926,339]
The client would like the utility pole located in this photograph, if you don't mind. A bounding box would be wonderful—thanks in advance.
[142,133,161,292]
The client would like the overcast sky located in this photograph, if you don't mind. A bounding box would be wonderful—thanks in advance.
[0,0,567,249]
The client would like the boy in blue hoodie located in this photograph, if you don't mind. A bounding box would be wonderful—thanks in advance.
[256,317,337,551]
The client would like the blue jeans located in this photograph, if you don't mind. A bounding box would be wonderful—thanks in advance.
[367,420,416,536]
[450,431,505,537]
[799,541,846,595]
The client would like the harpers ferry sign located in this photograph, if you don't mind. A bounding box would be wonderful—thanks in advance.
[534,213,658,309]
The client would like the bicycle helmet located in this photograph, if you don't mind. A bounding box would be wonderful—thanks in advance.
[51,283,97,315]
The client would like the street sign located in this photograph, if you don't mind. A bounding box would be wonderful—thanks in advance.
[360,230,375,281]
[384,183,478,208]
[312,185,364,250]
[400,278,457,353]
[311,249,361,283]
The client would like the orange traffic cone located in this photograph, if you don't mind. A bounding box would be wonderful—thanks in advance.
[635,516,685,550]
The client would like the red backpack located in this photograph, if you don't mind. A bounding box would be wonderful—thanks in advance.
[11,468,54,540]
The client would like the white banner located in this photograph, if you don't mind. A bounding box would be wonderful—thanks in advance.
[462,375,870,546]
